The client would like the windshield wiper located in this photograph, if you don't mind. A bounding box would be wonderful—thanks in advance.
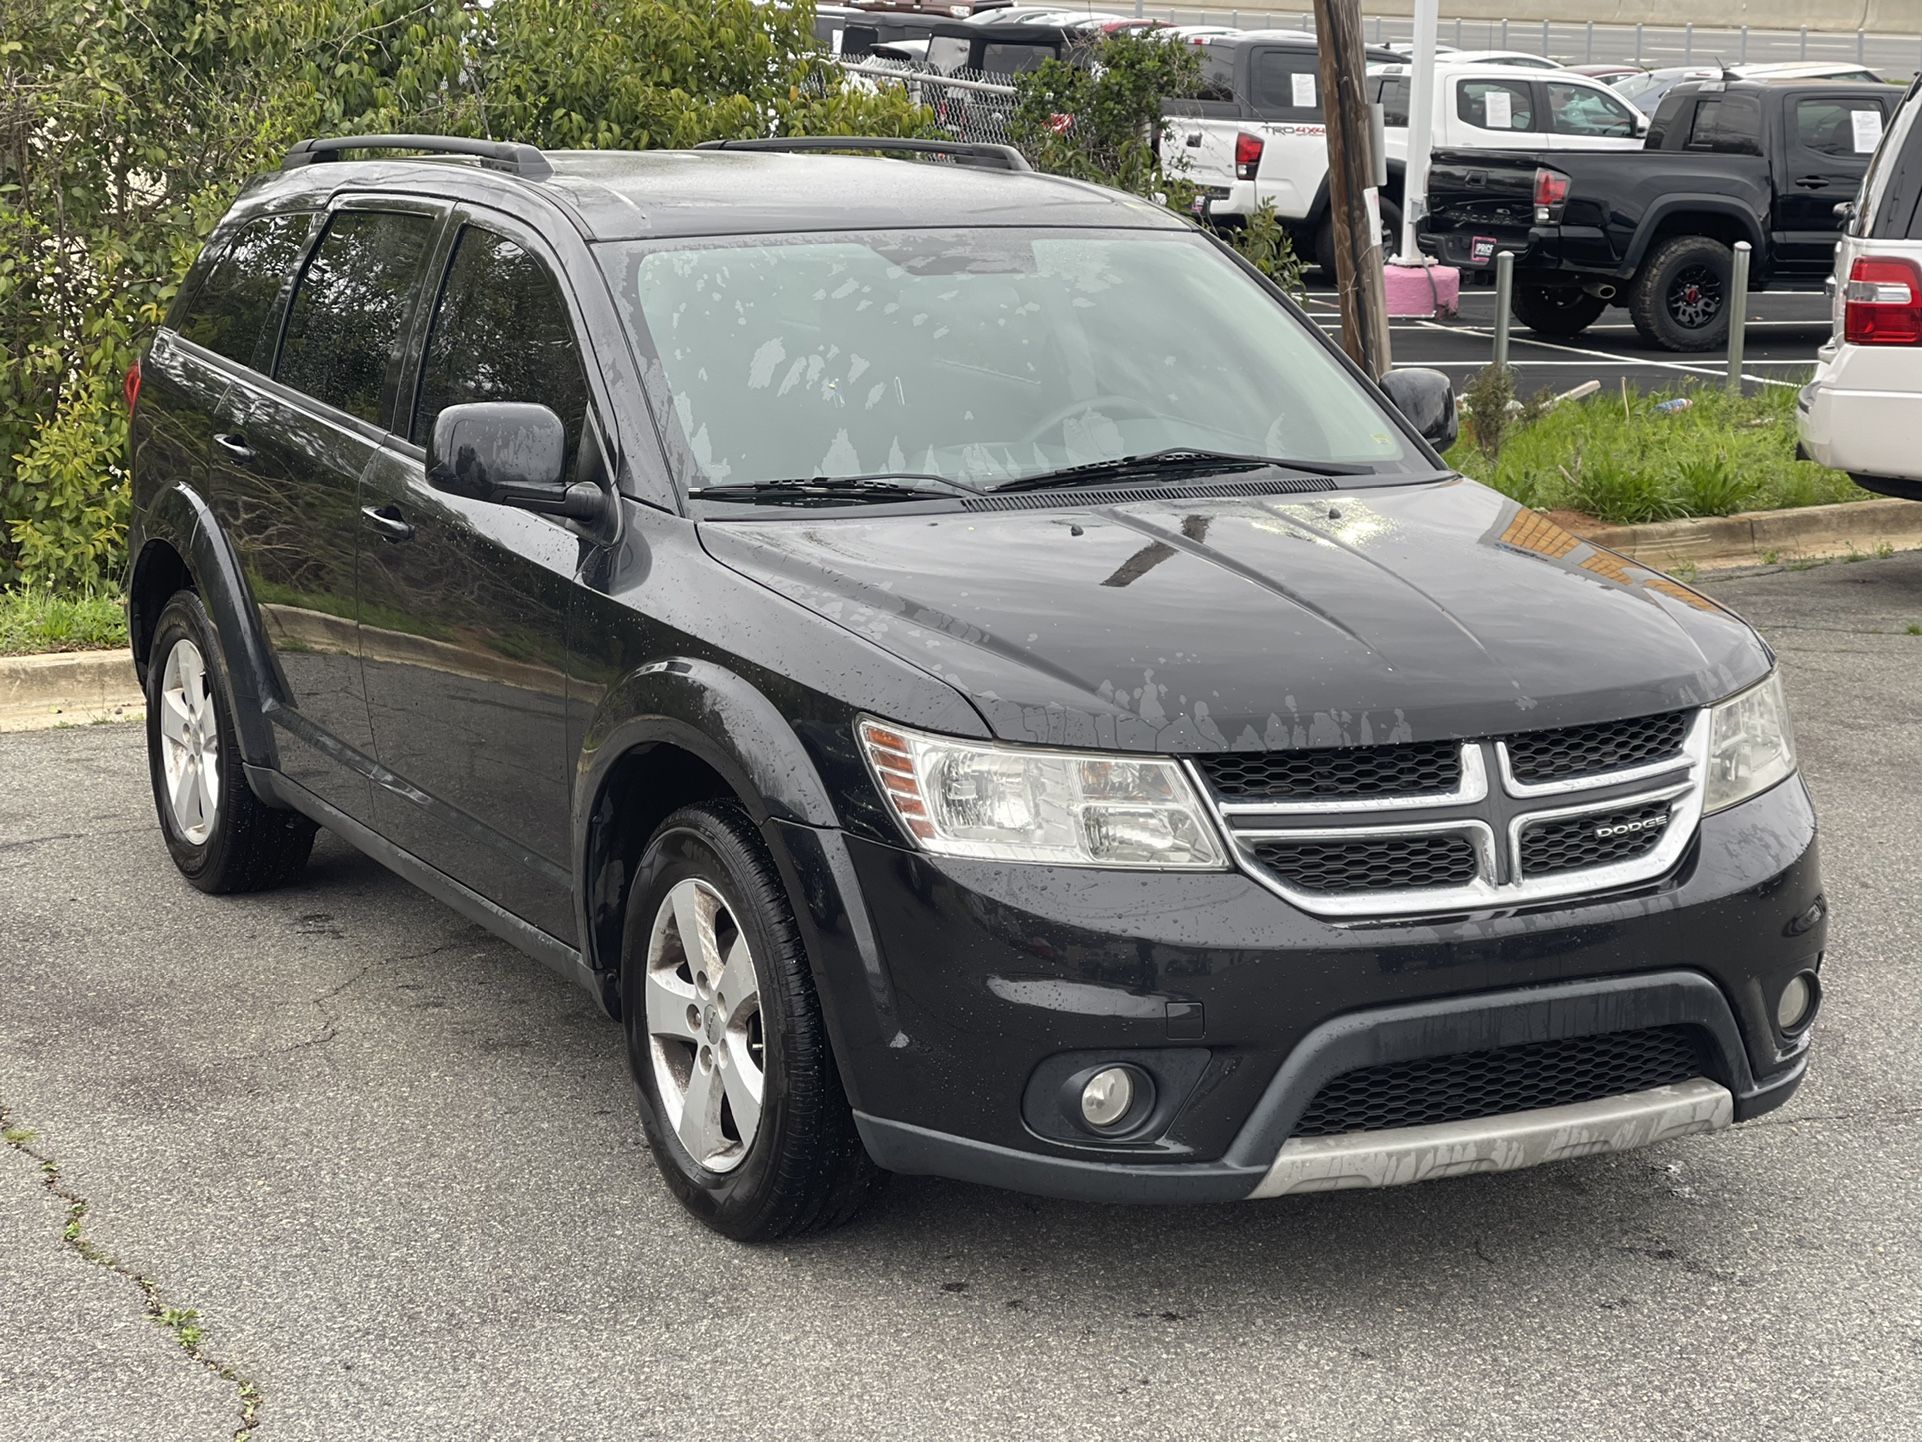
[687,475,976,505]
[987,448,1376,494]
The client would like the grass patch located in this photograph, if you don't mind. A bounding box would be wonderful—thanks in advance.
[1446,374,1868,525]
[0,590,128,655]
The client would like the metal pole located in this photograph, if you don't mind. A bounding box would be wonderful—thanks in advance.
[1683,24,1692,64]
[1396,0,1442,265]
[1585,21,1593,63]
[1859,31,1866,66]
[1800,27,1808,61]
[1740,26,1748,62]
[1541,19,1550,57]
[1494,251,1514,372]
[1635,23,1644,63]
[1499,18,1508,49]
[1727,242,1751,394]
[1454,17,1462,46]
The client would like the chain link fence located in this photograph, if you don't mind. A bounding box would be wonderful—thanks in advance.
[837,60,1023,149]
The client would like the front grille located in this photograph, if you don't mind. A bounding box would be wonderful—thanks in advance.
[1290,1027,1705,1138]
[1249,833,1480,894]
[1520,800,1675,877]
[1505,710,1689,784]
[1198,741,1461,801]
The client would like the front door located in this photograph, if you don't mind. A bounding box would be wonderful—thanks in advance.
[211,203,441,818]
[356,215,597,940]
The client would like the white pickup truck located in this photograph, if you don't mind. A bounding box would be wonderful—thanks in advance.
[1167,48,1647,272]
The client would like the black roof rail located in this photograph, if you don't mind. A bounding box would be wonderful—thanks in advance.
[282,135,553,181]
[694,136,1032,172]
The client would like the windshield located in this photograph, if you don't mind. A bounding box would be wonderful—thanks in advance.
[598,227,1424,505]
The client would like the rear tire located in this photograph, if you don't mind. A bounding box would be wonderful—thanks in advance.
[1315,197,1403,277]
[622,801,884,1241]
[145,591,316,894]
[1512,284,1607,338]
[1628,236,1734,352]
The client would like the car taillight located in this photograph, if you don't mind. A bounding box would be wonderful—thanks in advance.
[1234,132,1263,181]
[1843,256,1922,346]
[1532,167,1570,222]
[123,359,141,412]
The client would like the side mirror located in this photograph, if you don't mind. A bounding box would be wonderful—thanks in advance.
[1380,368,1459,453]
[1632,113,1649,138]
[426,401,603,521]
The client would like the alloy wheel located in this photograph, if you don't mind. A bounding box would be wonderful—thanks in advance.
[643,877,766,1173]
[157,638,220,845]
[1667,264,1724,330]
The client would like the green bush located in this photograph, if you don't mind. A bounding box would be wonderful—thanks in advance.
[1011,34,1201,197]
[0,0,927,594]
[1446,378,1867,524]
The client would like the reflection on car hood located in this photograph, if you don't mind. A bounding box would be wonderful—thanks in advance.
[697,479,1773,750]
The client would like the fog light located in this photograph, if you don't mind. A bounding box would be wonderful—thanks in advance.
[1777,972,1818,1033]
[1080,1067,1136,1129]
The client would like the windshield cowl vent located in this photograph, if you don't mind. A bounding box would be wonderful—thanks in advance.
[960,477,1338,512]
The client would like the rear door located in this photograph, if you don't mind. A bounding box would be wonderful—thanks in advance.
[1776,89,1898,270]
[355,211,604,939]
[1446,75,1551,155]
[210,199,443,818]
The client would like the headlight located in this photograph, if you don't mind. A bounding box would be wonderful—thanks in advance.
[858,720,1227,869]
[1703,671,1798,814]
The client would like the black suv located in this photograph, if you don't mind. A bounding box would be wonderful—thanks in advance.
[127,134,1824,1241]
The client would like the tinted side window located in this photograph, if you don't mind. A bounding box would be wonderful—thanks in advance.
[1795,97,1885,158]
[1375,75,1411,128]
[1196,50,1235,103]
[276,210,434,425]
[1248,49,1321,117]
[412,227,591,473]
[1682,94,1762,154]
[1546,81,1636,138]
[1458,79,1535,132]
[980,41,1056,76]
[1860,84,1922,239]
[175,215,311,367]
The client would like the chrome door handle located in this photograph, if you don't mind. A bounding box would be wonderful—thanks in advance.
[360,504,414,542]
[213,432,254,462]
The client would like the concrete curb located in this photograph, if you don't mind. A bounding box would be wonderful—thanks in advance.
[1573,497,1922,573]
[0,650,143,732]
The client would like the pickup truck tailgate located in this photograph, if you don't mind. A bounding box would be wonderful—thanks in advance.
[1421,152,1539,270]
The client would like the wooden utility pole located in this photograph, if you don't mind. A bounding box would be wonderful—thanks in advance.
[1312,0,1391,380]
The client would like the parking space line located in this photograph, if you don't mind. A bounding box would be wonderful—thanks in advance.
[1411,319,1802,388]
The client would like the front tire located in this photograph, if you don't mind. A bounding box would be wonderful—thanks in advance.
[1315,196,1403,277]
[1512,284,1608,338]
[1628,236,1734,352]
[622,801,883,1241]
[145,591,316,894]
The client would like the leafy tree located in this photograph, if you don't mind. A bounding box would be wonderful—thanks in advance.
[1009,34,1201,199]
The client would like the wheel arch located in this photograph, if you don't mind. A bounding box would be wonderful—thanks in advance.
[573,659,845,1010]
[130,484,282,768]
[1626,202,1766,276]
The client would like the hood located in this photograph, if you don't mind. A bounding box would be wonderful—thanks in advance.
[698,479,1771,751]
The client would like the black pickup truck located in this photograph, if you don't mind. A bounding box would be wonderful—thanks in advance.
[1421,78,1905,349]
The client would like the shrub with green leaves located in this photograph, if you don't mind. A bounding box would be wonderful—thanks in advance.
[1010,34,1201,198]
[0,0,927,594]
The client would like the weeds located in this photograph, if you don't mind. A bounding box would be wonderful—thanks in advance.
[0,589,127,655]
[1445,377,1866,524]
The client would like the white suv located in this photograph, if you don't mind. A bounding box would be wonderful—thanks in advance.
[1799,76,1922,499]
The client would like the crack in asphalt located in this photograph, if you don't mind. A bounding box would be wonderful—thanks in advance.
[254,936,479,1059]
[0,1101,261,1441]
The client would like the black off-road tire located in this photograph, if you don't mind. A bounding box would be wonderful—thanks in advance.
[1315,196,1404,277]
[622,801,884,1241]
[1512,284,1608,338]
[145,591,316,893]
[1628,235,1735,352]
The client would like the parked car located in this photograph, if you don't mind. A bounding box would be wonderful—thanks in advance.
[1570,63,1646,85]
[1799,76,1922,497]
[1163,32,1406,271]
[1436,50,1563,70]
[1421,78,1906,348]
[1616,62,1888,117]
[1370,61,1650,163]
[128,132,1824,1241]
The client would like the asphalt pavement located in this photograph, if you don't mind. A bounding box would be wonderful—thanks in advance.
[5,553,1922,1441]
[1300,282,1835,396]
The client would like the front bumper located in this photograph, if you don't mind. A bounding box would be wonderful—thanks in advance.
[768,776,1823,1204]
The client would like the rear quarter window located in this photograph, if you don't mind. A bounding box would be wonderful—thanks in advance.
[1682,94,1763,155]
[173,214,312,368]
